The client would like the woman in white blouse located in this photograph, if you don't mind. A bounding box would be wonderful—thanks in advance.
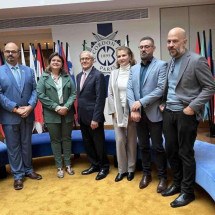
[108,46,137,182]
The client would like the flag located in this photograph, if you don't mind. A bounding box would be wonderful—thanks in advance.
[0,49,4,65]
[200,31,209,120]
[124,35,129,47]
[207,29,214,75]
[195,32,201,54]
[20,43,26,66]
[0,50,5,137]
[66,42,76,85]
[55,40,61,54]
[66,43,78,126]
[201,31,207,58]
[31,44,37,71]
[207,29,215,124]
[33,43,45,133]
[36,43,45,78]
[60,42,68,72]
[29,44,37,83]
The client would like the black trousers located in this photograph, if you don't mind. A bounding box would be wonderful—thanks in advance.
[80,121,109,170]
[136,112,167,179]
[163,109,199,195]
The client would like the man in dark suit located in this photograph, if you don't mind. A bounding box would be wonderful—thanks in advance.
[160,27,215,207]
[0,42,42,190]
[77,50,109,180]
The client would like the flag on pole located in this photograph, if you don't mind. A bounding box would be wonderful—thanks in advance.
[124,35,129,47]
[55,40,61,54]
[0,50,5,138]
[66,42,76,85]
[66,42,78,126]
[29,44,37,83]
[0,49,4,66]
[36,43,45,78]
[20,43,26,66]
[60,42,68,72]
[33,43,45,133]
[195,32,201,54]
[207,29,215,124]
[199,31,209,120]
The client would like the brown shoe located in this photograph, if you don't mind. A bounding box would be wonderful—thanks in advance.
[14,179,23,190]
[139,175,152,189]
[157,178,168,193]
[26,172,42,180]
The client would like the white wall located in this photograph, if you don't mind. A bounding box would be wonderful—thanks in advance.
[52,7,161,76]
[51,7,160,124]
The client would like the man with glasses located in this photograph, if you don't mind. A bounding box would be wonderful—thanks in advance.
[0,42,42,190]
[77,51,109,180]
[127,36,168,192]
[160,27,215,207]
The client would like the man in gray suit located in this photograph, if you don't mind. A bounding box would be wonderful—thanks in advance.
[0,42,42,190]
[127,36,168,193]
[160,27,215,207]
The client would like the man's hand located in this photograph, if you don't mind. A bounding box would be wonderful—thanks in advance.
[131,101,142,112]
[57,107,68,116]
[183,106,195,115]
[130,111,141,122]
[91,120,98,130]
[19,106,33,118]
[159,105,165,112]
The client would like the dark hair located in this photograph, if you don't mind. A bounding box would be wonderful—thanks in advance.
[46,52,66,74]
[139,36,155,46]
[116,46,136,68]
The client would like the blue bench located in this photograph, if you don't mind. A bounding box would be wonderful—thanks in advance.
[194,140,215,201]
[0,129,116,166]
[0,130,215,201]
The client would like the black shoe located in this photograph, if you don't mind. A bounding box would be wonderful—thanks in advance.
[95,169,109,180]
[157,178,168,193]
[170,193,195,208]
[81,166,99,175]
[14,179,23,190]
[161,184,180,197]
[25,172,42,180]
[127,172,135,181]
[115,173,127,182]
[139,175,152,189]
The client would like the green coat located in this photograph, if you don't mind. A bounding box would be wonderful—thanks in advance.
[36,71,76,123]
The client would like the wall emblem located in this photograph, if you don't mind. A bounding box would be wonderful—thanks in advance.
[83,23,121,74]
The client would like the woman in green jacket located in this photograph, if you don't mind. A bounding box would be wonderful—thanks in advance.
[37,52,76,178]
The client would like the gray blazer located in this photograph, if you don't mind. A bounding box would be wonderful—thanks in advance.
[127,57,167,122]
[108,68,130,127]
[163,50,215,119]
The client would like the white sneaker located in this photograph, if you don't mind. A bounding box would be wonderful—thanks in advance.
[57,168,64,178]
[66,166,75,175]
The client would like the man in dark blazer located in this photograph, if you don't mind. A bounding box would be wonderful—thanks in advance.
[77,50,109,180]
[160,27,215,207]
[0,42,42,190]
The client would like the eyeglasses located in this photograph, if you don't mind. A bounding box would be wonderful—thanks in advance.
[80,57,93,61]
[138,45,153,50]
[4,50,19,54]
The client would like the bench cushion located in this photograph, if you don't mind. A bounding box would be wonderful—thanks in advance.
[194,140,215,201]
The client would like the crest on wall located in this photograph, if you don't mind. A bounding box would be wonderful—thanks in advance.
[83,23,121,74]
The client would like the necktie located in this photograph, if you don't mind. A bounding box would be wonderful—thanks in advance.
[12,66,21,89]
[80,72,87,90]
